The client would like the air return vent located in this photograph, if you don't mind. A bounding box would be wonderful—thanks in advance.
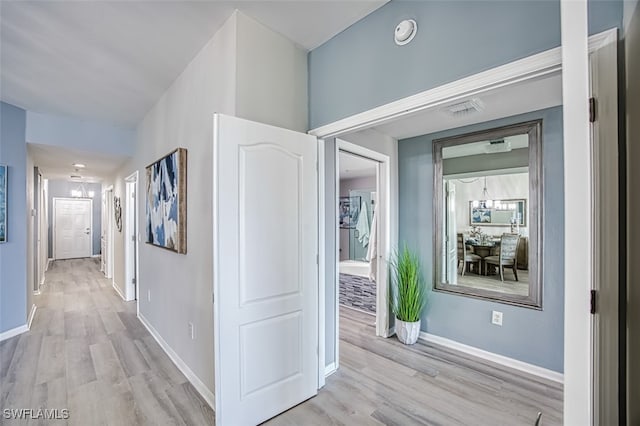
[443,98,484,117]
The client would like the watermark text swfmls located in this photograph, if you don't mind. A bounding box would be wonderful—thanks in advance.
[2,408,70,420]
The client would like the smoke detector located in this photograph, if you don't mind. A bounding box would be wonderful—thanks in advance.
[443,98,485,117]
[394,19,417,45]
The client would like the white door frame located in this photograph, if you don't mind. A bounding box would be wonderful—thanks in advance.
[102,186,114,280]
[328,140,390,376]
[124,171,139,305]
[310,29,616,422]
[52,197,93,260]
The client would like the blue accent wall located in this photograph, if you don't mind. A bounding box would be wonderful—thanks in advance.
[399,106,564,372]
[309,0,622,129]
[47,180,102,258]
[0,102,28,333]
[26,111,135,157]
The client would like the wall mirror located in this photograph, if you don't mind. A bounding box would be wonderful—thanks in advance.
[433,120,542,308]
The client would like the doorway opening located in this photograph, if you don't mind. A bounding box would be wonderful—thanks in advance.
[338,151,378,316]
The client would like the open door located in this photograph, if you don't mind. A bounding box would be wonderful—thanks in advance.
[589,30,619,425]
[213,114,319,425]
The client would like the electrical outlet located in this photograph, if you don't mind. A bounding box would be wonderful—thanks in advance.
[491,311,503,326]
[188,322,195,340]
[147,289,151,302]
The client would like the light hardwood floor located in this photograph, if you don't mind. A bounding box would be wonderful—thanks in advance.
[268,307,563,426]
[0,258,214,425]
[1,258,562,425]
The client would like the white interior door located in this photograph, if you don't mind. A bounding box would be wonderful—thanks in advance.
[589,32,619,425]
[213,114,319,425]
[54,198,92,260]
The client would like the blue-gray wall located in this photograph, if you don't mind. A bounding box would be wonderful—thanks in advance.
[0,102,28,333]
[26,111,135,157]
[47,180,102,258]
[309,0,622,129]
[399,106,564,372]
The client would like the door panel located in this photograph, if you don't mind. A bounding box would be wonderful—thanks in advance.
[213,114,318,425]
[54,198,92,260]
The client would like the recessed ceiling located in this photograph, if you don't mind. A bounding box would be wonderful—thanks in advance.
[28,143,129,183]
[369,71,562,141]
[339,151,377,180]
[0,1,387,128]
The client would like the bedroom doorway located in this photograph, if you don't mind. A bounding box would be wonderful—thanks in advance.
[338,150,378,316]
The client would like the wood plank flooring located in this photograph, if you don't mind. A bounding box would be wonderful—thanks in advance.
[1,258,562,425]
[267,307,563,426]
[0,258,214,426]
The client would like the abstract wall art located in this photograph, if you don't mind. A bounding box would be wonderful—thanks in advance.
[145,148,187,254]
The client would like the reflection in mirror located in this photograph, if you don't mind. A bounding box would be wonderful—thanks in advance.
[434,121,542,308]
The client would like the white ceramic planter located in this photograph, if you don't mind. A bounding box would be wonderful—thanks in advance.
[395,318,421,345]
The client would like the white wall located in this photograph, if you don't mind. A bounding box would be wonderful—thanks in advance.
[451,173,529,237]
[235,12,308,132]
[108,10,309,405]
[106,13,238,404]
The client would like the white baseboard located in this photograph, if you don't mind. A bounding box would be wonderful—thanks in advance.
[46,258,52,271]
[91,254,101,258]
[27,304,37,329]
[0,324,29,342]
[324,362,337,378]
[137,313,215,409]
[418,331,564,384]
[112,281,126,301]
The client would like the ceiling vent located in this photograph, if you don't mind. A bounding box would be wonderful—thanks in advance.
[443,98,484,117]
[484,139,512,154]
[70,174,83,180]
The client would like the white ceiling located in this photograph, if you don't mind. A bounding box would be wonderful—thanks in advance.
[0,0,387,128]
[369,72,563,141]
[339,151,376,180]
[28,143,129,183]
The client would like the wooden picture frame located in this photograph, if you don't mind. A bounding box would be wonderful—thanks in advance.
[145,148,187,254]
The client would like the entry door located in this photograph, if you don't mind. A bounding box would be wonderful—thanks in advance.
[54,198,92,260]
[213,114,319,425]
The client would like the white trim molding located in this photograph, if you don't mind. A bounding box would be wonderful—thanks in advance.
[0,324,29,342]
[324,362,337,378]
[112,281,126,301]
[419,332,564,384]
[138,313,215,409]
[27,304,37,329]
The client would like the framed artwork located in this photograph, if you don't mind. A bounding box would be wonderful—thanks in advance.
[469,199,526,226]
[339,196,361,229]
[0,165,6,243]
[145,148,187,253]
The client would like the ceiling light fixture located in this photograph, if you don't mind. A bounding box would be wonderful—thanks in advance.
[472,176,493,209]
[394,19,417,46]
[72,163,86,168]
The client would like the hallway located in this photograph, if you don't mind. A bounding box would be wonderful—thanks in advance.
[0,258,214,425]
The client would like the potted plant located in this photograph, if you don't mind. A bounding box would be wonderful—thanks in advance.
[390,245,426,345]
